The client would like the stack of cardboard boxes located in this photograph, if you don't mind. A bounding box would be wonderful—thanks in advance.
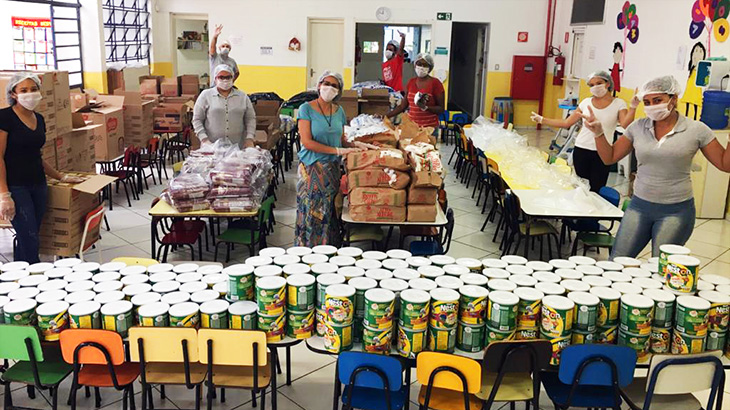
[140,76,196,134]
[359,89,391,117]
[340,90,359,121]
[397,117,443,222]
[114,90,157,148]
[253,100,282,150]
[72,93,126,164]
[346,148,410,222]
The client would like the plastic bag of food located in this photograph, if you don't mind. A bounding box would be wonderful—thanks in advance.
[344,114,391,141]
[211,197,259,212]
[168,173,209,201]
[160,191,210,212]
[207,186,254,199]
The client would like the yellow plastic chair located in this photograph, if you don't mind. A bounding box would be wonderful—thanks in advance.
[129,327,207,410]
[198,329,273,410]
[417,352,482,410]
[111,257,160,268]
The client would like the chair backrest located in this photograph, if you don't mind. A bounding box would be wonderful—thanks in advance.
[438,111,450,123]
[598,186,621,207]
[487,158,500,175]
[111,257,160,267]
[476,149,489,177]
[0,324,44,362]
[557,345,636,388]
[197,329,267,366]
[503,190,521,231]
[81,204,105,253]
[122,146,137,167]
[646,351,723,395]
[148,137,160,153]
[483,340,552,374]
[259,196,276,229]
[338,352,403,391]
[452,113,469,125]
[129,327,199,363]
[416,352,481,394]
[440,208,455,254]
[60,329,126,366]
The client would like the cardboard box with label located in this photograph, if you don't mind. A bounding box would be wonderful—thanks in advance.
[153,101,192,133]
[340,89,359,121]
[411,171,443,188]
[360,89,391,116]
[114,89,156,147]
[47,71,72,135]
[349,187,406,207]
[178,75,200,96]
[348,169,410,190]
[56,114,101,172]
[77,94,126,161]
[407,204,437,222]
[346,149,409,171]
[349,205,406,223]
[160,78,179,97]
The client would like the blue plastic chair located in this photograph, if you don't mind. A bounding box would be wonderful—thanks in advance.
[438,111,451,143]
[561,186,621,246]
[541,344,636,410]
[337,352,408,410]
[409,209,455,256]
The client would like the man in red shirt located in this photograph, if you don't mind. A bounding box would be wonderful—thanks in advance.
[382,31,406,93]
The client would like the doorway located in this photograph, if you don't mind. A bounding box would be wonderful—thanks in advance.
[307,19,344,89]
[171,13,209,81]
[447,22,489,118]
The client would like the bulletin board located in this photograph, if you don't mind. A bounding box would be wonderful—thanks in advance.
[11,17,54,71]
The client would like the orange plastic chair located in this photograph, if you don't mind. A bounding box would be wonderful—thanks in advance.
[60,329,140,410]
[79,204,105,262]
[416,352,482,410]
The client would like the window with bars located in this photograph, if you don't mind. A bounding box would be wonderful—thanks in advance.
[103,0,150,64]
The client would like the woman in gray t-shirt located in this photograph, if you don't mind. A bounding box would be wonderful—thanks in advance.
[584,75,730,258]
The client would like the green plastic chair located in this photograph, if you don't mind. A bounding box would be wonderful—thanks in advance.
[0,325,73,410]
[214,196,276,262]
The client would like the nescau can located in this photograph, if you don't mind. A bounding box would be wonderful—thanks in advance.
[397,325,427,359]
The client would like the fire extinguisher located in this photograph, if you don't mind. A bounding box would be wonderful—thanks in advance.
[553,54,565,86]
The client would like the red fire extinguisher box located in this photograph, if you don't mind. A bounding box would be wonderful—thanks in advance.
[510,55,546,100]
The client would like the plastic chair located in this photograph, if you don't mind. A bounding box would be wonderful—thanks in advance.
[79,204,105,262]
[620,351,724,410]
[474,149,491,208]
[197,329,274,410]
[541,344,637,410]
[214,196,275,262]
[346,225,385,250]
[438,111,451,144]
[500,190,560,259]
[409,208,455,256]
[337,352,408,410]
[0,325,73,410]
[482,163,506,237]
[140,137,167,184]
[111,257,160,267]
[416,352,482,410]
[102,146,142,206]
[477,340,552,409]
[129,327,208,410]
[569,186,622,257]
[60,329,140,410]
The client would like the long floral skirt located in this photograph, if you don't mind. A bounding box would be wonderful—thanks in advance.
[295,161,341,247]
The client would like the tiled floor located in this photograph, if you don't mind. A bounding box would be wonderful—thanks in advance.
[4,126,730,409]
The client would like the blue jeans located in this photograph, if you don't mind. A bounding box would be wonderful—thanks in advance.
[9,184,48,263]
[611,196,695,259]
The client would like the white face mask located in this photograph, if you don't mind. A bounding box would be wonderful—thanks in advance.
[590,84,608,98]
[319,85,338,102]
[220,47,230,56]
[415,66,430,78]
[216,79,233,91]
[644,103,673,121]
[385,50,394,60]
[16,92,42,111]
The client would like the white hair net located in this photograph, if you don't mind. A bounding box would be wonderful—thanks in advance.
[387,40,399,51]
[415,53,435,71]
[317,70,344,101]
[213,64,234,79]
[5,72,41,106]
[219,39,231,47]
[638,75,683,99]
[587,70,614,92]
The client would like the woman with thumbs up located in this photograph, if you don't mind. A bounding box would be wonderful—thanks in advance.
[531,71,638,191]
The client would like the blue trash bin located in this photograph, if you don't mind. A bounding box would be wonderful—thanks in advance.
[701,90,730,129]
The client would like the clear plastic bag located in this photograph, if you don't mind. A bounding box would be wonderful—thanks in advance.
[211,197,258,212]
[168,173,209,201]
[160,191,211,212]
[344,114,391,142]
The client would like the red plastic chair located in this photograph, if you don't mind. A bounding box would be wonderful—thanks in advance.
[79,204,105,262]
[102,147,141,206]
[151,197,203,262]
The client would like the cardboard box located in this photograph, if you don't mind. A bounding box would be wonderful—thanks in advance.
[107,69,125,93]
[360,88,391,117]
[78,94,125,161]
[255,100,281,131]
[349,205,406,223]
[361,89,390,99]
[254,123,282,150]
[346,149,409,171]
[407,186,438,205]
[139,75,164,95]
[153,101,192,133]
[42,141,56,169]
[411,171,443,188]
[56,116,101,172]
[48,71,72,135]
[178,75,200,95]
[160,78,179,97]
[349,187,406,207]
[407,204,437,222]
[340,89,359,121]
[348,168,410,190]
[356,131,398,147]
[114,89,157,147]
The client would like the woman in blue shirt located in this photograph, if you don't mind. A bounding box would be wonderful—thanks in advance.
[295,71,366,246]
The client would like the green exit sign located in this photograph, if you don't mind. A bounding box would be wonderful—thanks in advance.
[437,12,452,21]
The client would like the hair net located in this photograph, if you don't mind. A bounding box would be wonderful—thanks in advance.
[638,75,683,99]
[213,64,234,79]
[317,70,344,101]
[387,40,399,51]
[5,72,41,106]
[415,53,435,71]
[587,70,614,92]
[219,39,231,47]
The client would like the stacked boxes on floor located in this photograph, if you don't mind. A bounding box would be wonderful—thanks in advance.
[73,93,126,164]
[113,90,157,148]
[347,148,409,222]
[253,100,282,150]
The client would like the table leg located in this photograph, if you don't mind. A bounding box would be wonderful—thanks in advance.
[523,217,531,258]
[385,226,395,250]
[209,218,216,247]
[404,365,412,410]
[271,348,278,410]
[151,218,158,259]
[286,346,292,386]
[345,224,351,247]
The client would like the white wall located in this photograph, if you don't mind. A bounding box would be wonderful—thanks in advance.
[174,18,209,78]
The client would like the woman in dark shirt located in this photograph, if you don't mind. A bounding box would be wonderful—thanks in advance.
[0,73,81,262]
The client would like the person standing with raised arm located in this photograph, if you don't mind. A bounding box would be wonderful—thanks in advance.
[208,24,239,85]
[382,31,406,93]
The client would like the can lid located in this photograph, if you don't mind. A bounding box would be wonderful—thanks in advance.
[365,269,394,281]
[325,284,356,298]
[442,264,470,276]
[533,271,561,284]
[244,256,273,267]
[287,273,315,287]
[52,259,80,269]
[506,265,533,276]
[330,256,357,267]
[138,302,171,317]
[430,287,460,302]
[0,281,21,295]
[568,256,597,266]
[283,263,312,276]
[93,281,124,293]
[199,299,229,314]
[65,290,96,304]
[161,291,190,305]
[381,278,409,292]
[197,265,224,275]
[348,277,378,290]
[147,263,175,274]
[604,271,632,283]
[542,295,575,310]
[355,259,382,270]
[317,274,346,286]
[514,287,543,301]
[525,261,553,271]
[488,290,519,305]
[99,262,127,272]
[382,259,409,270]
[611,282,643,295]
[169,302,199,317]
[36,290,68,304]
[620,293,654,308]
[400,288,430,305]
[659,244,691,254]
[561,279,590,292]
[302,254,329,265]
[455,258,481,269]
[462,273,489,286]
[172,263,200,274]
[631,278,662,290]
[386,249,412,260]
[254,265,283,278]
[123,283,153,297]
[120,265,148,276]
[229,300,257,315]
[642,288,676,303]
[590,286,622,300]
[534,282,565,296]
[677,295,711,310]
[256,276,287,290]
[202,274,227,286]
[418,266,445,279]
[549,259,577,270]
[567,291,600,306]
[121,274,150,286]
[286,246,314,257]
[488,279,517,292]
[409,278,437,292]
[101,300,133,316]
[613,257,642,268]
[28,262,54,274]
[555,269,583,280]
[362,251,388,261]
[641,262,659,274]
[312,263,338,275]
[92,272,122,283]
[596,261,623,271]
[459,285,488,298]
[484,268,509,280]
[94,291,125,304]
[3,261,30,271]
[18,274,48,287]
[4,298,37,313]
[501,255,528,265]
[481,258,508,269]
[365,288,395,303]
[312,245,338,255]
[392,268,419,281]
[274,255,301,267]
[698,280,717,291]
[65,280,95,293]
[716,284,730,296]
[700,274,730,286]
[68,301,101,316]
[583,276,612,288]
[44,267,72,279]
[37,279,67,292]
[72,262,100,273]
[176,272,203,284]
[576,265,604,276]
[434,276,464,290]
[179,282,207,294]
[509,274,537,287]
[623,268,652,279]
[259,247,286,258]
[9,287,40,300]
[699,290,730,305]
[222,264,254,276]
[191,289,219,304]
[0,270,30,282]
[407,257,432,268]
[430,255,456,266]
[131,292,162,306]
[213,282,227,294]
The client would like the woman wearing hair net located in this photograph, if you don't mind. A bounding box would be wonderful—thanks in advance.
[381,31,406,92]
[0,73,83,262]
[386,53,445,133]
[531,71,638,192]
[584,75,730,258]
[294,71,373,246]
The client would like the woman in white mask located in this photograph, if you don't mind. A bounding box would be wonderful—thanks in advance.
[386,53,445,134]
[295,71,371,247]
[531,71,638,192]
[0,72,82,262]
[585,75,730,258]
